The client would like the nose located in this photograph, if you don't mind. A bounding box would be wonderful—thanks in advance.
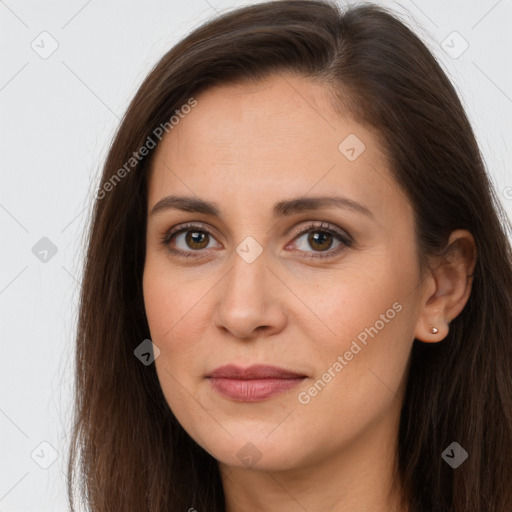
[212,250,287,339]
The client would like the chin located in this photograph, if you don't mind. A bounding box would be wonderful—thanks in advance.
[197,432,307,472]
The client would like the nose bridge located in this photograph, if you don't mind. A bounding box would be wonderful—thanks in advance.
[214,240,283,338]
[225,241,268,306]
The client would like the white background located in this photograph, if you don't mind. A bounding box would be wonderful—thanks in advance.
[1,0,511,510]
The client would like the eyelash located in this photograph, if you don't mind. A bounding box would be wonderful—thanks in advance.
[158,221,353,260]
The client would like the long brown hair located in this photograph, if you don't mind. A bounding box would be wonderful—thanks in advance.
[67,1,512,510]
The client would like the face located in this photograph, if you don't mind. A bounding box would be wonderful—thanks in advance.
[143,73,426,472]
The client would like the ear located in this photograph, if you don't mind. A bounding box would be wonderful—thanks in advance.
[414,229,477,343]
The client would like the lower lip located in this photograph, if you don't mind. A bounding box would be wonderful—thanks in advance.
[208,377,305,401]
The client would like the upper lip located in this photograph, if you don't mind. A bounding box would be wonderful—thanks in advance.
[206,364,306,379]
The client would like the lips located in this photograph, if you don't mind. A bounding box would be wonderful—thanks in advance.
[206,364,306,379]
[206,364,307,401]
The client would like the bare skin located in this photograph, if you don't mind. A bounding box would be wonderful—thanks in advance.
[143,72,477,512]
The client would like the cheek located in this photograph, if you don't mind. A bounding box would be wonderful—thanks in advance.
[294,260,406,347]
[294,259,415,405]
[143,264,213,441]
[142,260,212,375]
[144,253,196,338]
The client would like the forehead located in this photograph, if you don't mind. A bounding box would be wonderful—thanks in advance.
[154,75,351,165]
[147,73,401,220]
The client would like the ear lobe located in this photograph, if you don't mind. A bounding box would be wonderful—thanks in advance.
[415,318,451,344]
[414,229,477,343]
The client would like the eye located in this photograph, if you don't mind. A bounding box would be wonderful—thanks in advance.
[286,221,353,259]
[158,222,221,259]
[158,221,353,260]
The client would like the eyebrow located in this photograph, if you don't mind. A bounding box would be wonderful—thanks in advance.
[149,194,374,219]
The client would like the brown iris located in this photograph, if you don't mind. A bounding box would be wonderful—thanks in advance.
[185,230,209,250]
[307,231,333,251]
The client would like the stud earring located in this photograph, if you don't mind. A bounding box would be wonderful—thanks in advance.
[428,325,439,334]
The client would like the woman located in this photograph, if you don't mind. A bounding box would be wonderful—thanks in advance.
[67,1,512,511]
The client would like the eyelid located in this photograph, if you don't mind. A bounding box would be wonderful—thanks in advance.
[158,222,222,251]
[287,221,353,244]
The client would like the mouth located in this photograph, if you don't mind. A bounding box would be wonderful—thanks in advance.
[206,364,307,402]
